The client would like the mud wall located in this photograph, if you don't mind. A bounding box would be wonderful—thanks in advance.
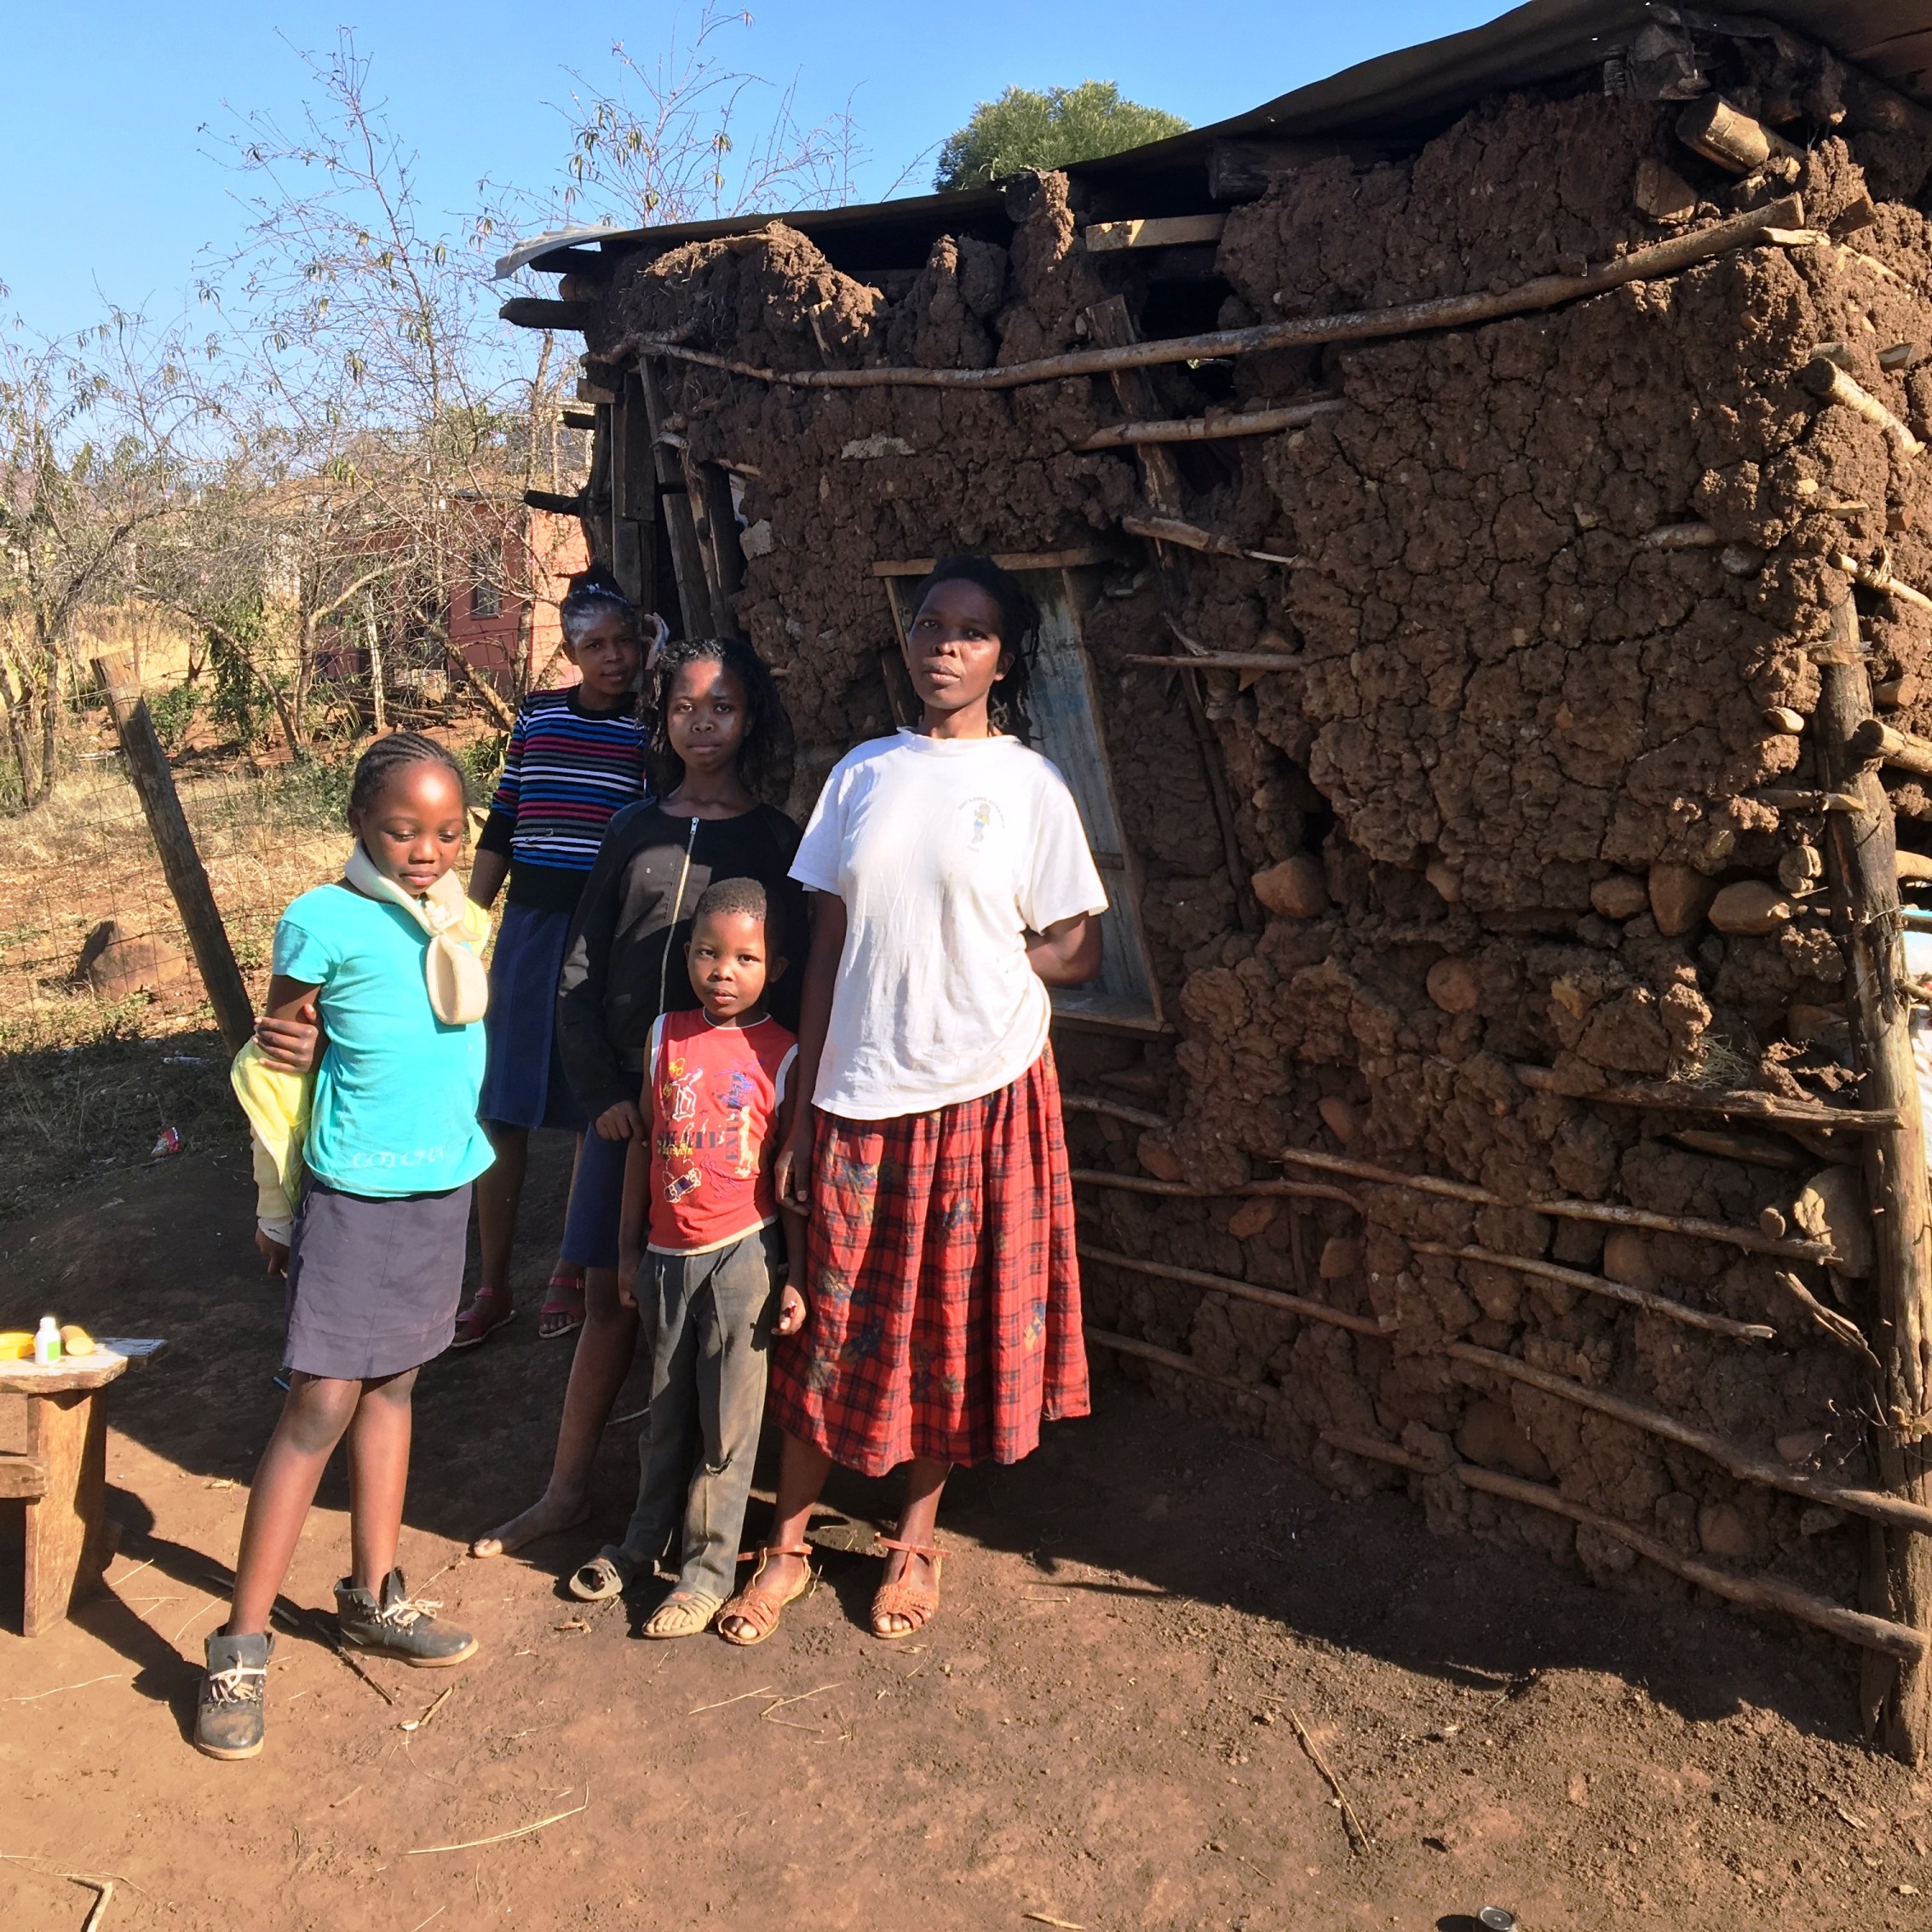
[588,72,1932,1639]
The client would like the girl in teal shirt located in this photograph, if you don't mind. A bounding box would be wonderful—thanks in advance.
[197,734,493,1762]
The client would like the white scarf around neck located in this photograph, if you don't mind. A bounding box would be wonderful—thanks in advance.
[344,843,490,1026]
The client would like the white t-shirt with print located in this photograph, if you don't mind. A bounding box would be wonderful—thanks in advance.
[791,730,1108,1119]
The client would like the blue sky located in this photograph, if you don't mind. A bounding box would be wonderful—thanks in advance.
[1,2,1509,340]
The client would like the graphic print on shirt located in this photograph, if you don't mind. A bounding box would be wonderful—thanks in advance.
[720,1068,759,1176]
[957,796,1003,850]
[658,1051,704,1204]
[645,1009,798,1255]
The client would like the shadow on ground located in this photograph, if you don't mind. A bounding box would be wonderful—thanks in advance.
[0,1128,1866,1752]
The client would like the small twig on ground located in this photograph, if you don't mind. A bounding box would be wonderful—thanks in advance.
[761,1682,846,1713]
[762,1716,825,1733]
[0,1856,147,1899]
[78,1877,113,1932]
[329,1785,365,1808]
[405,1907,447,1932]
[106,1557,155,1589]
[1022,1914,1085,1929]
[170,1599,221,1644]
[4,1674,124,1703]
[400,1686,456,1733]
[325,1636,399,1707]
[405,1784,590,1855]
[1286,1708,1372,1854]
[687,1686,774,1715]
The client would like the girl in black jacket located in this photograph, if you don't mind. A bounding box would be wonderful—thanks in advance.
[470,635,808,1560]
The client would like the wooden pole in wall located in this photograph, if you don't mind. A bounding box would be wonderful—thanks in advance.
[635,359,716,641]
[1084,296,1262,934]
[1812,593,1932,1760]
[91,653,256,1052]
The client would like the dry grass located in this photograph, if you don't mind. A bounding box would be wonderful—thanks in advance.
[0,694,505,1216]
[0,754,352,1216]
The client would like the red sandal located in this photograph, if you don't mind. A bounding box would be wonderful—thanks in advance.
[871,1537,944,1640]
[537,1264,587,1341]
[716,1545,814,1647]
[451,1285,515,1349]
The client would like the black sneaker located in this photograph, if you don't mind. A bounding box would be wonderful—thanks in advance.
[194,1630,273,1759]
[334,1568,478,1666]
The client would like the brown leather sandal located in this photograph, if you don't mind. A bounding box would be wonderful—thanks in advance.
[716,1545,814,1647]
[871,1536,944,1640]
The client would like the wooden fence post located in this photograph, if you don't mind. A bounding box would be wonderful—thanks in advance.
[91,653,256,1052]
[1813,593,1932,1761]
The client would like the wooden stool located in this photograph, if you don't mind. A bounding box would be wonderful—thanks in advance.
[3,1351,129,1636]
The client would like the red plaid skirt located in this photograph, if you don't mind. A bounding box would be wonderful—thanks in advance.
[768,1047,1089,1478]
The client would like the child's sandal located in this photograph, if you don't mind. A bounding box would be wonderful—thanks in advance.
[870,1537,944,1640]
[568,1546,641,1603]
[643,1590,723,1640]
[536,1266,587,1341]
[716,1545,814,1647]
[451,1286,515,1349]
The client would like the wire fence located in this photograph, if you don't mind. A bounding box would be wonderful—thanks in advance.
[0,725,504,1217]
[0,750,352,1051]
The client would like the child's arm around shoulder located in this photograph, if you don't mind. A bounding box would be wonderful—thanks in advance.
[253,887,349,1072]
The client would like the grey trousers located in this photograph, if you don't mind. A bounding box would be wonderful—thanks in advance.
[620,1226,779,1604]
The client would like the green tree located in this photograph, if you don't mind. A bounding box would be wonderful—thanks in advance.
[934,81,1188,191]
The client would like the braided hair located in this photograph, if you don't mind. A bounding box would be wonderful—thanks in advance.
[347,731,469,820]
[642,635,792,798]
[910,554,1040,743]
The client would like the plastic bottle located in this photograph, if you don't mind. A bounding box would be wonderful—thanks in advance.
[32,1316,61,1366]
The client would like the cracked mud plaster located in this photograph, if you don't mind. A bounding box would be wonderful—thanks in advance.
[584,82,1932,1632]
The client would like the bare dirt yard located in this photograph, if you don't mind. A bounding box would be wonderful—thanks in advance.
[6,1131,1932,1932]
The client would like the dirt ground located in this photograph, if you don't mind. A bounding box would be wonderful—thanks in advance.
[5,1133,1932,1932]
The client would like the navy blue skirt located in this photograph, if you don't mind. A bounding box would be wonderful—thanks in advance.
[479,901,588,1133]
[285,1182,473,1380]
[559,1129,630,1270]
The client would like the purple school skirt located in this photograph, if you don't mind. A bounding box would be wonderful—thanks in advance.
[285,1181,473,1380]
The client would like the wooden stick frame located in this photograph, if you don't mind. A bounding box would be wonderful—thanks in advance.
[1070,1167,1362,1210]
[1511,1063,1895,1129]
[1409,1241,1776,1343]
[595,198,1804,394]
[1446,1341,1932,1538]
[1095,1337,1924,1659]
[1277,1147,1837,1262]
[1061,1090,1168,1131]
[1079,1243,1394,1337]
[1812,591,1932,1760]
[1322,1428,1923,1662]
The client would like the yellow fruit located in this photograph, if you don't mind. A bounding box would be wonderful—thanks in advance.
[60,1325,95,1357]
[0,1331,31,1360]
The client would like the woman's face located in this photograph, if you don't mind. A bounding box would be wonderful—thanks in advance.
[665,658,748,778]
[350,761,468,895]
[566,608,641,704]
[904,579,1010,722]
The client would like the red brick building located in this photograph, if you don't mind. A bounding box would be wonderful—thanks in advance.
[447,503,589,696]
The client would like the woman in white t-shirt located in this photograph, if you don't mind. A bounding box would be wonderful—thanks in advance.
[717,555,1107,1645]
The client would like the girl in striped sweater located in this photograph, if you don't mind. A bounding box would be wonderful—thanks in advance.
[456,569,653,1345]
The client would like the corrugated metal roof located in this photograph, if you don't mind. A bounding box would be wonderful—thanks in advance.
[497,0,1932,275]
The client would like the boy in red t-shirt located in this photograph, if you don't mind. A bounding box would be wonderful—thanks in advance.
[566,876,805,1636]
